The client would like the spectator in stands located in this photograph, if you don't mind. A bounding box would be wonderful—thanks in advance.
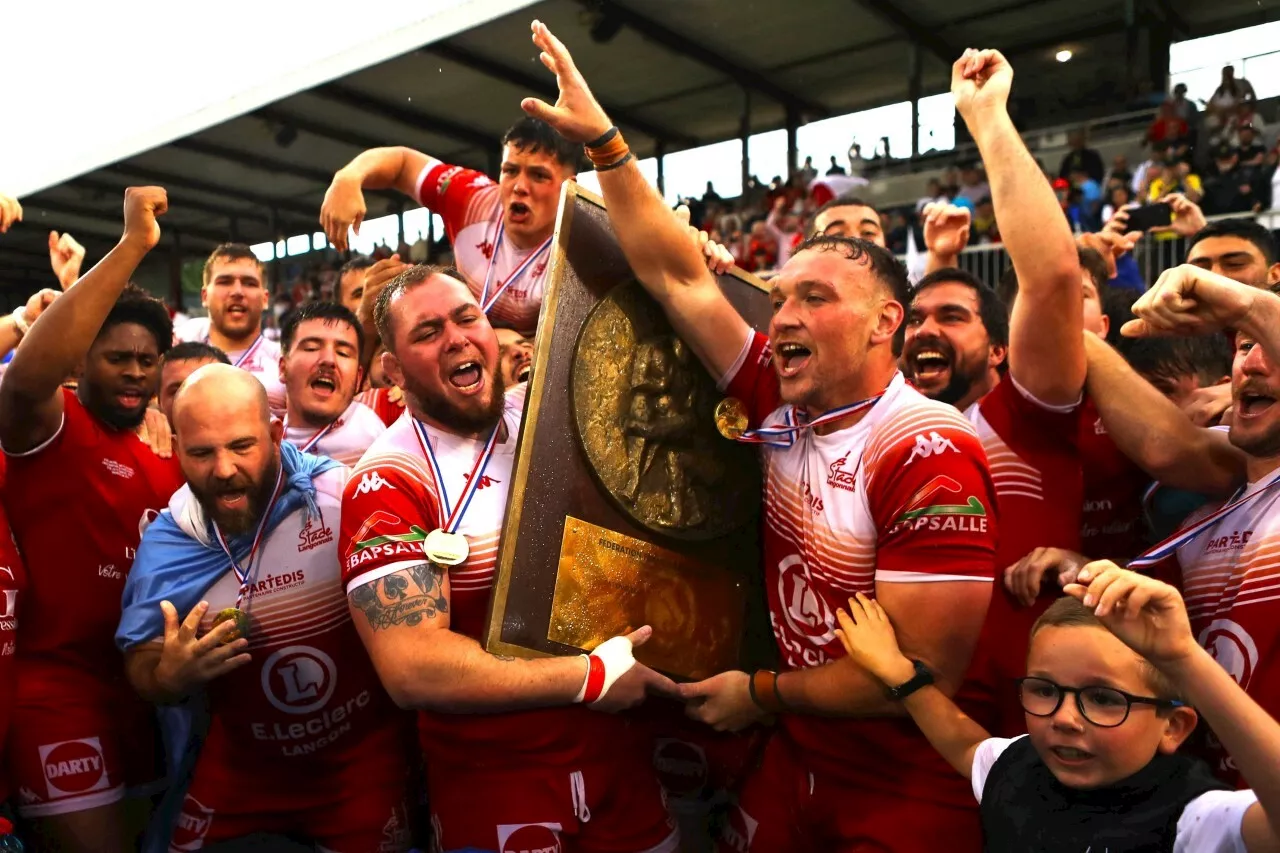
[1203,143,1266,215]
[1148,158,1203,204]
[971,196,1000,244]
[1146,101,1190,150]
[765,196,802,267]
[940,166,960,198]
[917,178,949,213]
[953,162,988,212]
[701,181,721,204]
[1167,82,1199,126]
[1132,141,1169,197]
[848,141,866,177]
[798,155,818,187]
[1058,128,1105,184]
[825,155,846,176]
[1101,184,1134,224]
[1236,123,1268,167]
[1070,165,1104,231]
[1206,65,1257,139]
[1108,155,1133,191]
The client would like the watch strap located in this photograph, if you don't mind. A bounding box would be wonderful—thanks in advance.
[887,660,934,701]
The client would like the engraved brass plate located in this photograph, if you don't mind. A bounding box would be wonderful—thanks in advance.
[548,516,744,680]
[570,281,757,541]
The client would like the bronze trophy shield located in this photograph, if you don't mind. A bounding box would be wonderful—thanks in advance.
[484,183,774,680]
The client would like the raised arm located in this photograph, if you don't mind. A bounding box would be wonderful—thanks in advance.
[1084,332,1243,494]
[521,19,750,381]
[348,562,669,713]
[957,49,1084,406]
[321,146,432,251]
[0,187,166,453]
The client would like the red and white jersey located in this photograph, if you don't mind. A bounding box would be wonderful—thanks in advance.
[1171,477,1280,787]
[284,400,386,467]
[162,468,409,783]
[2,389,184,695]
[415,159,550,336]
[340,384,622,767]
[723,331,998,807]
[960,375,1084,736]
[356,386,407,429]
[1078,397,1150,562]
[225,336,286,416]
[0,473,26,802]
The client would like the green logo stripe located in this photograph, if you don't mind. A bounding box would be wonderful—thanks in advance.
[894,495,986,523]
[355,525,431,552]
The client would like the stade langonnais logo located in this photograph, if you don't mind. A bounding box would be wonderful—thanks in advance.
[888,475,988,535]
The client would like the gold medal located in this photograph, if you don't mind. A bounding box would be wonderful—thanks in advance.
[423,528,469,566]
[212,607,250,644]
[714,397,749,441]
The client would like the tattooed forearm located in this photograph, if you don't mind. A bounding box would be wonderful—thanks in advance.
[350,563,449,631]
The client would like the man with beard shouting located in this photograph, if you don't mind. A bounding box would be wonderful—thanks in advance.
[523,22,1000,851]
[340,264,679,852]
[0,188,186,853]
[278,302,386,465]
[117,365,412,851]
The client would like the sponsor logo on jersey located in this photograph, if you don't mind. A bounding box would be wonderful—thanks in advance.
[497,823,564,853]
[653,738,709,799]
[1199,619,1258,689]
[101,458,135,479]
[247,571,306,596]
[261,645,338,715]
[1083,498,1113,512]
[355,472,396,495]
[1094,417,1108,435]
[802,480,824,514]
[0,574,17,632]
[298,519,334,552]
[776,554,836,648]
[905,431,959,464]
[889,475,989,534]
[722,804,760,853]
[38,738,109,797]
[478,240,496,260]
[347,525,431,571]
[826,452,857,492]
[435,165,462,196]
[349,510,403,546]
[462,471,502,490]
[98,564,123,580]
[1204,530,1253,554]
[170,795,215,852]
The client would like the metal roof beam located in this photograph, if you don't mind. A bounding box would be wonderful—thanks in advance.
[63,176,282,225]
[426,41,699,147]
[849,0,958,65]
[23,198,228,244]
[311,83,497,150]
[1144,0,1190,37]
[169,138,337,185]
[584,0,830,118]
[101,164,319,219]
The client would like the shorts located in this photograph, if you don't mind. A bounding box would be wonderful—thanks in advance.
[169,764,412,852]
[717,733,982,853]
[641,701,765,806]
[427,753,678,853]
[7,683,162,819]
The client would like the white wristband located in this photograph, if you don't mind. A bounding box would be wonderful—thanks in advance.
[573,635,638,705]
[10,306,29,336]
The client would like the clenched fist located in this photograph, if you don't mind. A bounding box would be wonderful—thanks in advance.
[48,230,86,289]
[122,187,168,252]
[0,193,21,233]
[952,48,1013,122]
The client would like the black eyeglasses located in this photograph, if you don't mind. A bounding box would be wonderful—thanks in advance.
[1016,677,1185,728]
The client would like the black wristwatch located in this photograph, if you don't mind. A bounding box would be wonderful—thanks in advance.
[887,660,934,701]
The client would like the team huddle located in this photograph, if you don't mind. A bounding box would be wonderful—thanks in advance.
[3,20,1280,853]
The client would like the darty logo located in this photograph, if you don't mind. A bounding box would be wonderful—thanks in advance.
[39,738,109,798]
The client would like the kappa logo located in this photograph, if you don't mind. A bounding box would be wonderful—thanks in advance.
[101,458,135,479]
[355,472,396,495]
[39,738,109,797]
[905,431,959,464]
[497,822,564,853]
[1200,619,1258,689]
[261,645,337,714]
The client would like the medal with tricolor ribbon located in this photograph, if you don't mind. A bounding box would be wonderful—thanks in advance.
[229,334,265,369]
[1128,471,1280,569]
[715,385,889,448]
[287,418,337,454]
[210,464,286,643]
[412,418,501,566]
[479,221,553,314]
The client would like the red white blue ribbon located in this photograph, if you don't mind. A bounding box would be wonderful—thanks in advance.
[735,387,889,448]
[287,419,337,454]
[479,221,552,313]
[1128,473,1280,569]
[412,419,501,533]
[212,464,286,608]
[230,335,265,369]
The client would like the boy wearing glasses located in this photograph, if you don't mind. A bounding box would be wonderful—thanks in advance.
[835,564,1280,851]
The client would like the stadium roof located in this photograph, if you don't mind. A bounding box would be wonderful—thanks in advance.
[0,0,1272,291]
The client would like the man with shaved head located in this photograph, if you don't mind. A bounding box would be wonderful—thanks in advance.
[118,363,412,851]
[340,263,679,852]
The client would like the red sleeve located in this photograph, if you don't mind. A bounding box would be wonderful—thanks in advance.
[355,389,404,428]
[980,376,1081,452]
[866,410,999,582]
[339,463,441,594]
[721,330,782,427]
[415,161,498,243]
